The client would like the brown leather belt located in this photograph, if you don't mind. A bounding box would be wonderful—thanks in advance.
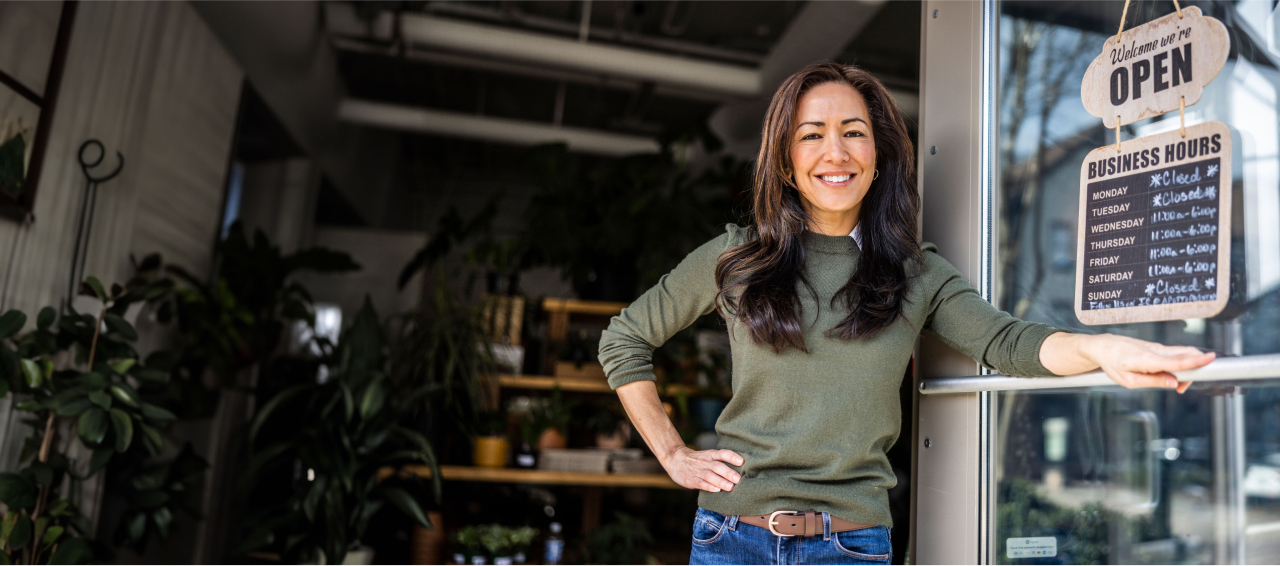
[737,511,875,537]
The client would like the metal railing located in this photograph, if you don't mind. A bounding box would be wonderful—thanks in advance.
[917,353,1280,394]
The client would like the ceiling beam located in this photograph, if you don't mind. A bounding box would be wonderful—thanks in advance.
[338,99,661,156]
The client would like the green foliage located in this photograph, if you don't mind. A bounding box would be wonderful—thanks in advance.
[450,525,538,560]
[584,512,653,565]
[528,387,577,437]
[995,478,1153,565]
[523,144,745,299]
[129,221,359,413]
[240,298,441,564]
[389,283,496,438]
[0,132,27,197]
[0,276,185,564]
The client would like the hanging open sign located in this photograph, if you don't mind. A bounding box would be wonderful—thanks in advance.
[1081,6,1228,128]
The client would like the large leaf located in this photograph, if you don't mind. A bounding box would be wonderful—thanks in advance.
[20,359,42,388]
[55,398,92,417]
[41,524,63,546]
[139,423,163,455]
[8,514,31,550]
[151,506,173,538]
[247,384,310,445]
[108,359,136,375]
[0,473,36,509]
[132,368,169,383]
[109,384,140,407]
[79,277,107,301]
[102,313,137,341]
[140,403,176,422]
[379,487,430,528]
[77,408,109,446]
[88,390,111,410]
[36,307,55,331]
[0,310,25,340]
[358,380,386,421]
[48,536,93,564]
[88,448,113,474]
[110,408,134,452]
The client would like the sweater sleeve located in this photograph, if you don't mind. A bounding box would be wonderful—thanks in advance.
[599,225,742,390]
[920,244,1062,377]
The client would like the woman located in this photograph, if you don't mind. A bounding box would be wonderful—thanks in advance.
[598,62,1212,565]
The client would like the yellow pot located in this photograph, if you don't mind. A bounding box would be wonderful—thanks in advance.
[473,436,510,468]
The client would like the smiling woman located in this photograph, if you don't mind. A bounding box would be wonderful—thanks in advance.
[599,61,1212,566]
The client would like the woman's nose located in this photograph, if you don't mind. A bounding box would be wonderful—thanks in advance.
[824,138,850,163]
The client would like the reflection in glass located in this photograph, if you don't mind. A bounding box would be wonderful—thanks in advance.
[995,1,1280,564]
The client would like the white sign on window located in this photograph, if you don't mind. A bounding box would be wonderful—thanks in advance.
[1007,537,1057,559]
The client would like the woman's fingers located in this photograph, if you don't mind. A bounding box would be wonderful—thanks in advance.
[1176,380,1193,394]
[708,461,742,485]
[711,449,744,466]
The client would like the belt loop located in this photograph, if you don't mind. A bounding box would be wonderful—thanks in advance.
[803,510,816,537]
[822,513,831,541]
[726,514,739,531]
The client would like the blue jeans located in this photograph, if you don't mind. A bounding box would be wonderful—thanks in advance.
[689,507,892,565]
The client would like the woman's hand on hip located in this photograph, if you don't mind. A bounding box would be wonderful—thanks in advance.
[1042,332,1214,393]
[660,446,743,492]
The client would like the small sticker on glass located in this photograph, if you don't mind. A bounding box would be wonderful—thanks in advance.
[1007,537,1057,558]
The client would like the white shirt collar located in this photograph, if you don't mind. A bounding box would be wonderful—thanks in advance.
[849,224,862,249]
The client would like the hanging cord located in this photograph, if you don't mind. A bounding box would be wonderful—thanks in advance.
[1115,119,1121,152]
[1179,96,1187,138]
[1116,0,1132,42]
[1172,0,1184,19]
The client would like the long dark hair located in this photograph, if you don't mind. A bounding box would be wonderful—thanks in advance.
[714,62,921,353]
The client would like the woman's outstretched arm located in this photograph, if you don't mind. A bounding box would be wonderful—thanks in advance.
[615,380,743,492]
[1038,332,1213,393]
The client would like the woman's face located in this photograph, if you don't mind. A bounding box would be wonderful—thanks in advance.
[788,82,876,230]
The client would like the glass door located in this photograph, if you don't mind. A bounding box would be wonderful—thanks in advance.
[982,1,1280,563]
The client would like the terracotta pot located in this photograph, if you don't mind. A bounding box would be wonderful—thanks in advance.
[409,511,444,565]
[473,436,509,468]
[536,428,567,451]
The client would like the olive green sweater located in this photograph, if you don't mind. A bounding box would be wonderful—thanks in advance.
[599,225,1060,526]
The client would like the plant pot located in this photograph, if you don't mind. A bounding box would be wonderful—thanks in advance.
[473,436,510,468]
[410,512,445,564]
[536,428,567,451]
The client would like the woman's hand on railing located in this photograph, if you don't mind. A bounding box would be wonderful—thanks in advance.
[1041,332,1215,393]
[660,446,743,492]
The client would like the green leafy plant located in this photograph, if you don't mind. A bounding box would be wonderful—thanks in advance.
[529,387,576,438]
[523,144,744,300]
[451,525,538,562]
[0,276,188,564]
[390,282,498,443]
[585,512,653,565]
[239,297,440,564]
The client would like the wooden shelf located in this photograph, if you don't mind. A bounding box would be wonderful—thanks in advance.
[393,464,681,489]
[498,374,708,397]
[542,298,628,316]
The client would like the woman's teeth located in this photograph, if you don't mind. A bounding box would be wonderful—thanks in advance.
[820,174,851,183]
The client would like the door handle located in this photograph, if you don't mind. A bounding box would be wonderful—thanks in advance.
[1121,410,1161,512]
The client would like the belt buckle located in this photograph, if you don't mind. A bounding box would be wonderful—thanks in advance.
[767,510,799,537]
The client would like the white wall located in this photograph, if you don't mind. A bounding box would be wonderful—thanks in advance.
[0,0,243,554]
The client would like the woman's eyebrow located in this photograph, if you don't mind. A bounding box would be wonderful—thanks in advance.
[797,117,867,128]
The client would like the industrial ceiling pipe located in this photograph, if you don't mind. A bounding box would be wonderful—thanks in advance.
[398,13,761,97]
[338,99,662,156]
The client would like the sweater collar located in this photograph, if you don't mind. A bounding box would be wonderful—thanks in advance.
[803,230,860,254]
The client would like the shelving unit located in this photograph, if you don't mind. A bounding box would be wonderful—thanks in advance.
[392,465,680,489]
[498,374,707,397]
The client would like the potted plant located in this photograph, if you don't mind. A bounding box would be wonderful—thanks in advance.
[585,402,629,449]
[472,411,510,468]
[239,298,439,564]
[529,388,575,452]
[507,526,538,565]
[451,526,483,565]
[0,276,187,564]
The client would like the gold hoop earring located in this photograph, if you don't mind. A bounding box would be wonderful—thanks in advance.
[873,169,879,180]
